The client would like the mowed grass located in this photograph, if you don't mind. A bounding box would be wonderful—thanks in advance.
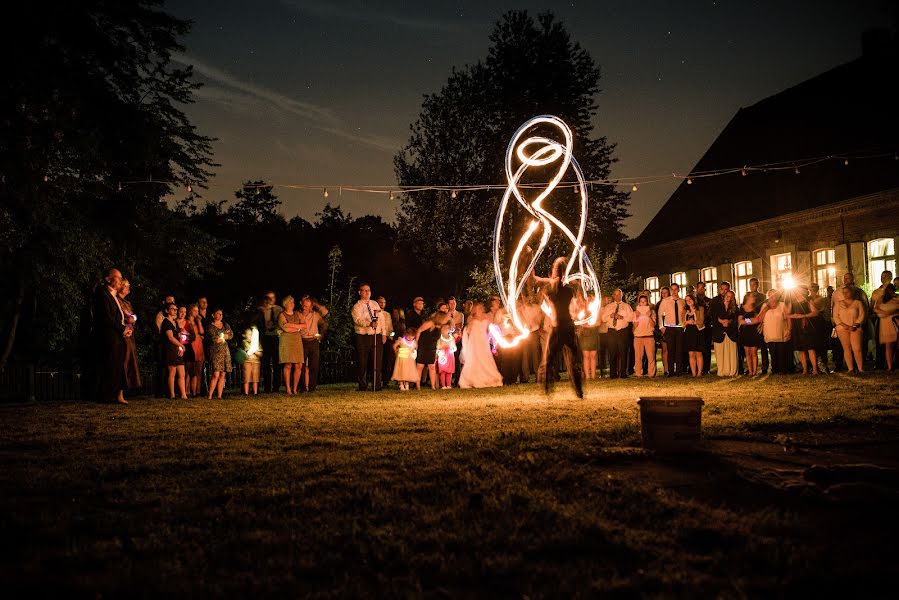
[1,373,898,597]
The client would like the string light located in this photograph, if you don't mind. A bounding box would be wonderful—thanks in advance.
[389,190,394,200]
[186,182,192,193]
[117,182,122,192]
[43,175,48,182]
[73,148,895,196]
[491,115,601,350]
[686,177,693,185]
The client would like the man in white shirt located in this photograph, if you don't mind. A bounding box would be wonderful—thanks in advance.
[600,288,634,378]
[657,282,687,376]
[352,283,387,391]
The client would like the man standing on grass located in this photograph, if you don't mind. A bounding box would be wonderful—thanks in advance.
[257,291,283,393]
[91,268,130,404]
[658,282,687,376]
[352,283,387,391]
[600,288,634,379]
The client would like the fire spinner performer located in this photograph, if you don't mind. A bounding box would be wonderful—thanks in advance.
[491,114,601,397]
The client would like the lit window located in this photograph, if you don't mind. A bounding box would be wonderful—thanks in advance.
[645,276,660,304]
[770,253,792,289]
[813,248,837,290]
[735,261,753,301]
[671,272,687,290]
[868,238,896,288]
[700,267,718,297]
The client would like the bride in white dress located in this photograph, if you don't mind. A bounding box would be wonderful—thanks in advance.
[459,302,504,389]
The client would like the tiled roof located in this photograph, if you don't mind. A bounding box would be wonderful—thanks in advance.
[630,50,899,250]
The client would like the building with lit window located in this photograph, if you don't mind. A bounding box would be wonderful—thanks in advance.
[625,36,899,299]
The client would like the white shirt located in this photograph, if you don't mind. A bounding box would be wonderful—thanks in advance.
[352,299,386,335]
[109,289,125,325]
[762,303,788,343]
[519,302,543,332]
[657,296,686,328]
[600,300,634,331]
[447,309,464,333]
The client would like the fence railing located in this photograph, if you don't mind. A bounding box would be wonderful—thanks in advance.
[0,350,358,402]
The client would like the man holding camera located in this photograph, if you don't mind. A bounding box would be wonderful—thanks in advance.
[351,283,387,391]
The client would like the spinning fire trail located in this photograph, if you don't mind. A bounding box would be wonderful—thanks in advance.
[491,115,601,348]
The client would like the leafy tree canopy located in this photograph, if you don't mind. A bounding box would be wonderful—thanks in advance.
[395,10,630,294]
[0,0,220,365]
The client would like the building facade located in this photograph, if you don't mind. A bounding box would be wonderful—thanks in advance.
[625,37,898,300]
[627,189,898,302]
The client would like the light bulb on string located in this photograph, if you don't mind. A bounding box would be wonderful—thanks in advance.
[451,190,457,199]
[43,174,49,182]
[631,184,638,192]
[117,182,122,192]
[186,182,192,193]
[686,177,693,185]
[741,166,747,177]
[843,158,849,166]
[794,166,800,175]
[389,190,394,200]
[323,188,329,198]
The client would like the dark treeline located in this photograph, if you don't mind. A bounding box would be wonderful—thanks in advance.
[0,3,629,368]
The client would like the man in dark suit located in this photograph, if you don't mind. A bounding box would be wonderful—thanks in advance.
[92,268,129,404]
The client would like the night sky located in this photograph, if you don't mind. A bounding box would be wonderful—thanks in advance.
[166,0,891,237]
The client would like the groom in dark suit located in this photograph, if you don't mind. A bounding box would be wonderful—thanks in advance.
[92,268,130,404]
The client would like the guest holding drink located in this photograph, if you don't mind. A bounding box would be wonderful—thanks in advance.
[207,309,233,398]
[160,302,188,399]
[632,294,657,377]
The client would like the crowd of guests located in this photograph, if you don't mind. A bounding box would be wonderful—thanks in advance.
[85,265,898,404]
[592,270,899,380]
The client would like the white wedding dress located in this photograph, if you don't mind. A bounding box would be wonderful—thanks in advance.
[459,318,503,389]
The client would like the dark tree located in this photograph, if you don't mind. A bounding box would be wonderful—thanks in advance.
[394,10,629,293]
[0,0,220,365]
[227,181,283,227]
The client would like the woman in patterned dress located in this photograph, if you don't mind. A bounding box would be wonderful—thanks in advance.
[206,308,233,399]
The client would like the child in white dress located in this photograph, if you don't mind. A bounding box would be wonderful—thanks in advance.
[392,328,420,390]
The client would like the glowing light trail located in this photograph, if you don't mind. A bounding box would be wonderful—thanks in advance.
[491,115,601,348]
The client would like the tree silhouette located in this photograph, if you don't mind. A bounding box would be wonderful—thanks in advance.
[395,10,630,293]
[0,0,220,365]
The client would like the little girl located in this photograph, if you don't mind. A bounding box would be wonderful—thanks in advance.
[392,327,419,390]
[436,323,457,389]
[241,326,262,395]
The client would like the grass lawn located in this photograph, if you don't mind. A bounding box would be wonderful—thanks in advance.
[2,373,898,597]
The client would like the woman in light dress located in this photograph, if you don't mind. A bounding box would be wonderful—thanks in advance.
[458,302,503,389]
